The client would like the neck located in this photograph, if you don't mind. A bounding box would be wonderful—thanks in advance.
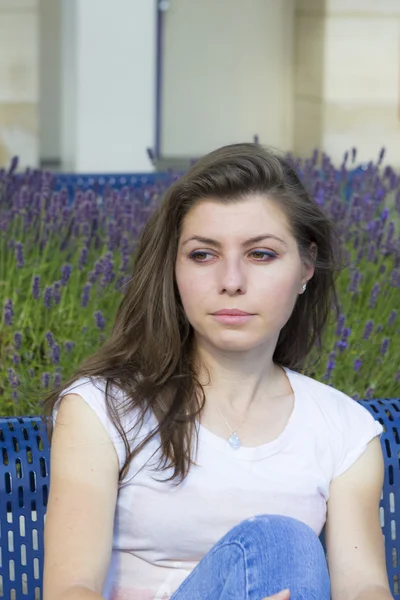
[194,335,281,414]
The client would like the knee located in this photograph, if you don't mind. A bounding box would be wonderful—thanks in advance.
[230,514,323,554]
[220,516,330,599]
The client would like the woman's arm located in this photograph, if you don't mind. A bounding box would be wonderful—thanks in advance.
[325,436,393,600]
[43,393,120,600]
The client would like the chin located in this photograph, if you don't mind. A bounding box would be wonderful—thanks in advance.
[208,333,263,353]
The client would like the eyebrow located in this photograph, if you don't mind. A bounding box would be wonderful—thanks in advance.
[181,234,288,248]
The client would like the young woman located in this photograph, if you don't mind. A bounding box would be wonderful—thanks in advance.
[42,143,391,600]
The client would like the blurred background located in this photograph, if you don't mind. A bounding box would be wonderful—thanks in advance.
[1,0,399,173]
[1,0,400,412]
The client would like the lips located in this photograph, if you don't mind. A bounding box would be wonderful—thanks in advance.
[212,309,253,316]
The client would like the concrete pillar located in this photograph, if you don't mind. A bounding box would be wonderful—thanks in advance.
[60,0,157,173]
[0,0,39,169]
[294,0,400,167]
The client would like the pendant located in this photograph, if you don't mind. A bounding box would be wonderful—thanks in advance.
[228,433,241,450]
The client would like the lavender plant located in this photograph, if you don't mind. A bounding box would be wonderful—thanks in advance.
[0,150,399,415]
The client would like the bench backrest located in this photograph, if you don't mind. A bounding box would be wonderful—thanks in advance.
[0,399,399,599]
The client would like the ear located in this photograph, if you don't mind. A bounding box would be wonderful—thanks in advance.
[300,243,317,293]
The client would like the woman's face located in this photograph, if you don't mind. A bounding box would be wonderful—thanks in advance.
[175,194,314,354]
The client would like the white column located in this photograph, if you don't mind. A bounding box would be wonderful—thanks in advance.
[61,0,157,173]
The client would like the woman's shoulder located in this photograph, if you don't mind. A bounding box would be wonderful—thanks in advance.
[54,375,150,472]
[58,375,127,419]
[60,375,120,401]
[286,367,383,437]
[287,367,359,406]
[286,368,383,479]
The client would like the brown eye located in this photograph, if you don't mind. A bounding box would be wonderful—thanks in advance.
[188,251,213,262]
[250,250,277,261]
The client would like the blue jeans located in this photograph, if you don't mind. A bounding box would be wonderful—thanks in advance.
[171,515,331,600]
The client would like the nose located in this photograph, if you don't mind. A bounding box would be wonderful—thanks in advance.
[218,256,247,295]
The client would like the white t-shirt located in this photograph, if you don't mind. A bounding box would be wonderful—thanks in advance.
[54,367,383,600]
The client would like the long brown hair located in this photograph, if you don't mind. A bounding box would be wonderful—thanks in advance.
[43,143,341,484]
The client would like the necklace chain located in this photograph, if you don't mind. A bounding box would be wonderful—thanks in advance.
[216,405,251,435]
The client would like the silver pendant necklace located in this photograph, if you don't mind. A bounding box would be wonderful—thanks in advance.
[216,405,251,450]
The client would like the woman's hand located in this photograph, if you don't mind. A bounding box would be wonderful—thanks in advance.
[262,589,291,600]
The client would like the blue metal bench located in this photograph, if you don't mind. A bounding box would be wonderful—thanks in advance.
[0,400,399,600]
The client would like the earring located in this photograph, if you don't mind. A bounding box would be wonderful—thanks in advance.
[302,283,307,293]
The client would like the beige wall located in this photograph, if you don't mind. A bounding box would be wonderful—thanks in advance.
[0,0,39,169]
[161,0,295,158]
[2,0,399,170]
[294,0,400,167]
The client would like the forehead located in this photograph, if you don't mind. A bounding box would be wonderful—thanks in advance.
[180,195,292,237]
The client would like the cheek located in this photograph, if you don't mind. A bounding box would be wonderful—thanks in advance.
[175,265,205,312]
[254,264,301,298]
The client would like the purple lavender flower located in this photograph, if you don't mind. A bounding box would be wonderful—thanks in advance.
[7,368,15,385]
[3,299,14,326]
[335,313,345,336]
[61,264,73,286]
[43,286,53,308]
[32,275,40,300]
[45,331,55,347]
[342,327,351,339]
[53,372,62,388]
[42,373,51,389]
[338,327,351,350]
[388,310,397,326]
[386,221,395,244]
[324,352,336,380]
[7,368,20,389]
[349,270,362,293]
[363,320,374,340]
[94,311,105,330]
[368,283,380,309]
[12,354,20,366]
[380,338,389,355]
[365,387,375,399]
[15,242,24,268]
[53,281,61,305]
[28,368,35,378]
[101,253,115,286]
[81,283,92,308]
[64,341,76,353]
[354,358,362,372]
[380,207,389,222]
[78,247,89,270]
[376,325,383,334]
[52,344,61,365]
[367,242,376,262]
[391,270,400,287]
[14,331,22,350]
[94,260,103,278]
[336,340,348,352]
